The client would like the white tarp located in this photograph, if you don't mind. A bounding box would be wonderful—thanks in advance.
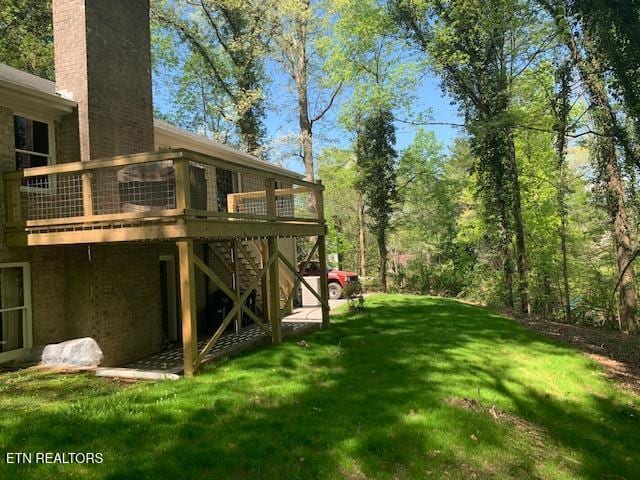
[41,338,103,367]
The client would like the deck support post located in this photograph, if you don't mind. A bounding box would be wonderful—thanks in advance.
[178,239,198,376]
[231,239,242,332]
[315,180,330,329]
[259,240,270,325]
[267,236,282,344]
[318,235,330,328]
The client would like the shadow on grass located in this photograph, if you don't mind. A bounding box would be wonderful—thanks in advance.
[1,295,639,479]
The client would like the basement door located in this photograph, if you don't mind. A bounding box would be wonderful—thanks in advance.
[159,256,179,343]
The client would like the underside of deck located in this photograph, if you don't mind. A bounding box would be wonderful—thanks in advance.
[121,317,321,374]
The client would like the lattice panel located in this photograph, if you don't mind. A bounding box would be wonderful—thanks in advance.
[277,187,315,219]
[21,173,83,220]
[234,174,268,216]
[111,161,176,214]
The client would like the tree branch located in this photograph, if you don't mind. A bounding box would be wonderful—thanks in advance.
[310,80,343,124]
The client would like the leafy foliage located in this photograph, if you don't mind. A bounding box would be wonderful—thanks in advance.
[0,0,53,79]
[355,108,398,291]
[151,0,272,154]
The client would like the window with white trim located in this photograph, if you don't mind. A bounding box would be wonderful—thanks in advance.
[0,263,32,359]
[14,114,54,189]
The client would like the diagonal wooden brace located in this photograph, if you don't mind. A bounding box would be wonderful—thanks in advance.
[278,250,328,309]
[279,239,319,318]
[194,249,277,366]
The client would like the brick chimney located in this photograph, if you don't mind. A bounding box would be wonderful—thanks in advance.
[52,0,155,160]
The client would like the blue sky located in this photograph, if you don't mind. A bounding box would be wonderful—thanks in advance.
[258,66,463,174]
[154,58,464,175]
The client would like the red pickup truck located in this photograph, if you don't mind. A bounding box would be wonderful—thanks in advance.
[300,260,359,299]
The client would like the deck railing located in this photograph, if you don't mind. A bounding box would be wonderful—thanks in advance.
[4,149,324,230]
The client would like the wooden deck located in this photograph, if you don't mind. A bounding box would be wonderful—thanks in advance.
[4,148,326,246]
[5,148,332,376]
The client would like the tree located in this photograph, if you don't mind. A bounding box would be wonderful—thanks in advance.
[569,0,640,142]
[355,108,398,291]
[151,0,274,154]
[317,148,360,271]
[0,0,53,80]
[394,131,474,296]
[323,0,420,285]
[271,0,342,182]
[551,60,573,322]
[390,0,541,314]
[541,0,638,331]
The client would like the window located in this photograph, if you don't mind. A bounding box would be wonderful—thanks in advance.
[14,115,54,189]
[216,168,234,211]
[0,263,32,362]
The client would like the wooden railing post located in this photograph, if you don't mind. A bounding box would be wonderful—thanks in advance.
[316,179,329,327]
[82,172,93,216]
[5,176,22,224]
[266,178,276,220]
[174,157,191,211]
[315,180,325,222]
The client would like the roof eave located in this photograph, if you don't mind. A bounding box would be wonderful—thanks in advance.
[154,119,304,180]
[0,78,76,117]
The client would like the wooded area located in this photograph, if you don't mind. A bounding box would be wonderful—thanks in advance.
[2,0,640,331]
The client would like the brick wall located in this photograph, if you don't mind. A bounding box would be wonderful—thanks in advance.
[53,0,154,160]
[30,247,69,345]
[0,107,14,247]
[0,110,70,352]
[55,111,80,164]
[64,244,163,366]
[0,3,165,367]
[42,0,162,366]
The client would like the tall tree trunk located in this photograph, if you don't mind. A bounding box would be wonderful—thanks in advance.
[554,61,572,323]
[543,0,638,331]
[559,205,571,321]
[287,0,320,218]
[334,216,344,269]
[602,137,638,331]
[292,18,314,183]
[378,231,388,292]
[506,131,532,315]
[358,194,366,277]
[498,199,515,309]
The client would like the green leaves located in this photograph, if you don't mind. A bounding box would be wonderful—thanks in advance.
[151,0,273,153]
[355,108,398,289]
[0,0,53,80]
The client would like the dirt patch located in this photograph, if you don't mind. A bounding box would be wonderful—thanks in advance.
[447,398,544,436]
[515,317,640,395]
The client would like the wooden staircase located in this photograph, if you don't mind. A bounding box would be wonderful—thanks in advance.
[208,240,294,316]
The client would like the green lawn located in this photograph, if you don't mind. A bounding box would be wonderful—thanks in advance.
[1,295,639,479]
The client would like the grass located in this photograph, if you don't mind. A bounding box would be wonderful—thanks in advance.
[0,294,639,479]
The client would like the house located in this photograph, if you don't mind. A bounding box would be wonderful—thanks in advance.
[0,0,329,376]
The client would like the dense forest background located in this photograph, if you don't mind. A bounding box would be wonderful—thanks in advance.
[2,0,640,330]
